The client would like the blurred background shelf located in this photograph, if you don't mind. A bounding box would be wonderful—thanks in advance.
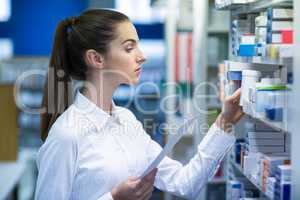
[216,0,293,15]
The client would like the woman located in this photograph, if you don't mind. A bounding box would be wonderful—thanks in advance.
[35,9,243,200]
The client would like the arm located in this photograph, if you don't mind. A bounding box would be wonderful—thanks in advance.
[142,90,243,199]
[142,123,235,199]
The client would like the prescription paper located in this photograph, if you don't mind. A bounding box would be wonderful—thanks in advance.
[139,116,199,178]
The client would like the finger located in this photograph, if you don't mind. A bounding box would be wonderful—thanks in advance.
[227,88,241,102]
[128,176,139,181]
[133,178,144,190]
[134,169,157,194]
[137,177,154,194]
[136,172,155,190]
[143,168,158,182]
[135,181,153,199]
[235,109,244,120]
[140,185,154,200]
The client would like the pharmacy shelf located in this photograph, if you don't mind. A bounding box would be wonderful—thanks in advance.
[215,0,246,10]
[226,58,291,70]
[217,0,293,15]
[218,0,298,198]
[225,60,283,74]
[208,26,229,34]
[230,161,271,199]
[246,112,288,133]
[242,101,288,132]
[250,57,293,67]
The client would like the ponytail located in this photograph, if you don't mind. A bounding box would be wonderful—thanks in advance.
[40,18,74,141]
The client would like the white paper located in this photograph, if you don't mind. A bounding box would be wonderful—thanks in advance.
[139,115,198,178]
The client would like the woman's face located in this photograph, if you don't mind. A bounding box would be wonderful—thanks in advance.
[103,21,146,85]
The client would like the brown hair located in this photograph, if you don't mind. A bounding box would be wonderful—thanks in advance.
[40,9,129,141]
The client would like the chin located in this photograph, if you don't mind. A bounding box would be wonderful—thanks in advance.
[123,77,139,85]
[131,78,140,85]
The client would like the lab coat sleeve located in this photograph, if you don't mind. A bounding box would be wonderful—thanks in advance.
[141,123,236,200]
[34,125,79,200]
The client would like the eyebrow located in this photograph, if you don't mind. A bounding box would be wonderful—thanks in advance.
[121,39,138,45]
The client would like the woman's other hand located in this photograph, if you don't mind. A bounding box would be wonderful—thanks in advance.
[111,168,157,200]
[216,89,244,133]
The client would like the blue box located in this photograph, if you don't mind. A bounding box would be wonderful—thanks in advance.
[238,44,256,57]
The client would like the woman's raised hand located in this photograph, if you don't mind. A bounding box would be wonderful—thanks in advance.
[216,89,244,132]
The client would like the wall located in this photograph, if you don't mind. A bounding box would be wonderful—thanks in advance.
[0,0,163,56]
[0,0,87,56]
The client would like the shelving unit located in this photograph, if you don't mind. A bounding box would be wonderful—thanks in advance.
[164,0,299,199]
[215,0,299,199]
[224,60,289,134]
[217,0,292,14]
[290,1,300,199]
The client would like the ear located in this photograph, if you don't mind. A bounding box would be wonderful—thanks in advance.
[84,49,105,70]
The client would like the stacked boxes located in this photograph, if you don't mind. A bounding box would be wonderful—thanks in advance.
[246,132,285,154]
[274,165,291,200]
[261,154,290,192]
[266,177,277,199]
[231,8,294,59]
[215,0,257,9]
[231,19,254,56]
[255,14,268,57]
[266,8,293,60]
[229,119,291,199]
[266,8,293,44]
[226,180,244,200]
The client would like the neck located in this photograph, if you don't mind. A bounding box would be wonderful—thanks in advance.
[82,72,119,115]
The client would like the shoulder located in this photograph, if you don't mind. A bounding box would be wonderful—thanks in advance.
[115,105,137,122]
[45,105,83,148]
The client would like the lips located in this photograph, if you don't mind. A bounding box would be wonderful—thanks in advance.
[135,67,141,72]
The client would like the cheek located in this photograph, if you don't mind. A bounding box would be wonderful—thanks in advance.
[113,53,135,70]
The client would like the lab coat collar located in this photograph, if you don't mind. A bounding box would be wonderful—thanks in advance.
[73,91,127,131]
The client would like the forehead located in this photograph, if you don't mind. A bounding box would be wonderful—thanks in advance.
[114,21,139,43]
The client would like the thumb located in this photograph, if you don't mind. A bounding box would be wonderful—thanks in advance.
[143,168,158,182]
[226,88,241,102]
[128,176,139,182]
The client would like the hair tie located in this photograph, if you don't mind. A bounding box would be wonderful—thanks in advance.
[66,16,77,27]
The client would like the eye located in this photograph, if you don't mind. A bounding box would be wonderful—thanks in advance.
[125,47,134,53]
[126,47,133,53]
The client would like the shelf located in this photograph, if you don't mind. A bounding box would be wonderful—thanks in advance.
[249,57,293,67]
[241,100,288,132]
[217,0,293,15]
[230,161,271,199]
[208,26,229,34]
[216,0,245,10]
[226,57,292,70]
[224,61,282,76]
[246,112,288,133]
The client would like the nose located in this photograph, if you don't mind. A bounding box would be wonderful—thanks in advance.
[137,49,147,65]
